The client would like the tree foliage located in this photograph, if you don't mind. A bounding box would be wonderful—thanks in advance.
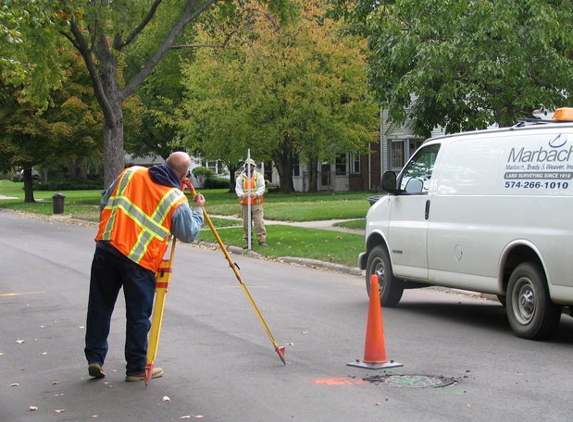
[177,0,378,192]
[6,0,297,188]
[0,46,104,201]
[329,0,573,136]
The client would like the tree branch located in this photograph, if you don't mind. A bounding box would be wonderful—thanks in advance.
[66,20,114,123]
[120,0,221,101]
[113,0,164,50]
[171,28,237,49]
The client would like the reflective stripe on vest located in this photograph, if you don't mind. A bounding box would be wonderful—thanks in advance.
[100,167,184,265]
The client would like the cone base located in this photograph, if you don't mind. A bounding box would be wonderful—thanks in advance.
[347,359,403,370]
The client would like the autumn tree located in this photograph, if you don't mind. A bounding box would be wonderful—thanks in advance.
[177,0,378,192]
[6,0,296,188]
[0,46,104,202]
[329,0,573,136]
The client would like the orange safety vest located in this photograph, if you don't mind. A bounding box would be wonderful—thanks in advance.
[239,172,264,205]
[95,166,186,272]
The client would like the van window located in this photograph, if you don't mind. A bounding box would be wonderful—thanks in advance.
[399,144,440,192]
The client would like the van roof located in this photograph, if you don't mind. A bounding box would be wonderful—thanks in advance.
[423,108,573,145]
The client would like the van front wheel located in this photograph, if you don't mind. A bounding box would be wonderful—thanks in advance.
[365,245,403,307]
[506,262,561,340]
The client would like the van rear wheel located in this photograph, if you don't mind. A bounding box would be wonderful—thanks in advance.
[506,262,561,340]
[365,245,403,307]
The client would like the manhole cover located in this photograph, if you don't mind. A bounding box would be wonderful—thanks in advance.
[364,374,457,388]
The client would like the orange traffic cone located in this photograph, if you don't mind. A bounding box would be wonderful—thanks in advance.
[347,275,403,370]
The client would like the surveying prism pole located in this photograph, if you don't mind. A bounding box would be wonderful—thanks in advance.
[246,149,252,250]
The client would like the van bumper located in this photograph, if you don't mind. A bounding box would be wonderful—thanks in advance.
[358,252,367,270]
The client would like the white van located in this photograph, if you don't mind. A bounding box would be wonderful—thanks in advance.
[358,108,573,340]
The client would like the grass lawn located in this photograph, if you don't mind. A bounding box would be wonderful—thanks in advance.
[199,218,364,267]
[0,180,372,267]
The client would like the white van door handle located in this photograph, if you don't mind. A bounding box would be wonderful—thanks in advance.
[425,200,430,220]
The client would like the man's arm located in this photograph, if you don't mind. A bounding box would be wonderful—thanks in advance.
[255,173,266,196]
[235,174,244,197]
[170,203,204,243]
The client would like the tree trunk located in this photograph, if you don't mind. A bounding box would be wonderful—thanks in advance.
[228,164,240,194]
[272,140,296,194]
[94,32,125,189]
[103,112,125,188]
[67,157,88,179]
[308,159,318,193]
[22,169,35,203]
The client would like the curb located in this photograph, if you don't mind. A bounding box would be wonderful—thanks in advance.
[202,243,363,276]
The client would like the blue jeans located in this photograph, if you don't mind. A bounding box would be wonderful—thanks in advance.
[84,246,156,376]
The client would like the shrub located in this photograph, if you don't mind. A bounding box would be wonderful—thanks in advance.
[35,177,103,191]
[191,166,215,178]
[204,177,231,189]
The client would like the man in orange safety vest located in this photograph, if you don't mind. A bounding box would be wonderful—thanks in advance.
[84,151,205,382]
[235,158,267,248]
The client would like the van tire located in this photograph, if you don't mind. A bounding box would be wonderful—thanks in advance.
[506,262,561,340]
[365,245,403,307]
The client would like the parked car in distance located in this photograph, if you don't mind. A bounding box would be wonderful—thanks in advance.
[17,169,40,182]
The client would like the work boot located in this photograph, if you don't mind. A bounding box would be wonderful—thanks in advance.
[125,367,163,382]
[259,241,267,246]
[88,363,105,379]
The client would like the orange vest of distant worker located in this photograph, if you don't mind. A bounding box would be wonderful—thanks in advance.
[239,172,264,205]
[95,166,186,272]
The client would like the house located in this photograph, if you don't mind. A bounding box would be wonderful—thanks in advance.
[261,109,443,193]
[124,154,207,188]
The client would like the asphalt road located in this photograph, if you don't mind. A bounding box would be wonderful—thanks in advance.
[1,210,573,422]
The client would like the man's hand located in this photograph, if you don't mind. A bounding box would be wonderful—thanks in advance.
[193,193,206,207]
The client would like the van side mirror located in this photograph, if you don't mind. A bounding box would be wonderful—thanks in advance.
[404,178,424,194]
[381,171,399,194]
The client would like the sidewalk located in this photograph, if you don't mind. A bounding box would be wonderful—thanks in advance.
[209,214,364,234]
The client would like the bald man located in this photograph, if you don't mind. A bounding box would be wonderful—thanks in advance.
[84,152,205,382]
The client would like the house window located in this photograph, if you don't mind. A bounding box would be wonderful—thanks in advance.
[293,160,300,177]
[335,154,347,175]
[350,154,360,174]
[264,161,273,183]
[391,141,404,168]
[204,160,225,175]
